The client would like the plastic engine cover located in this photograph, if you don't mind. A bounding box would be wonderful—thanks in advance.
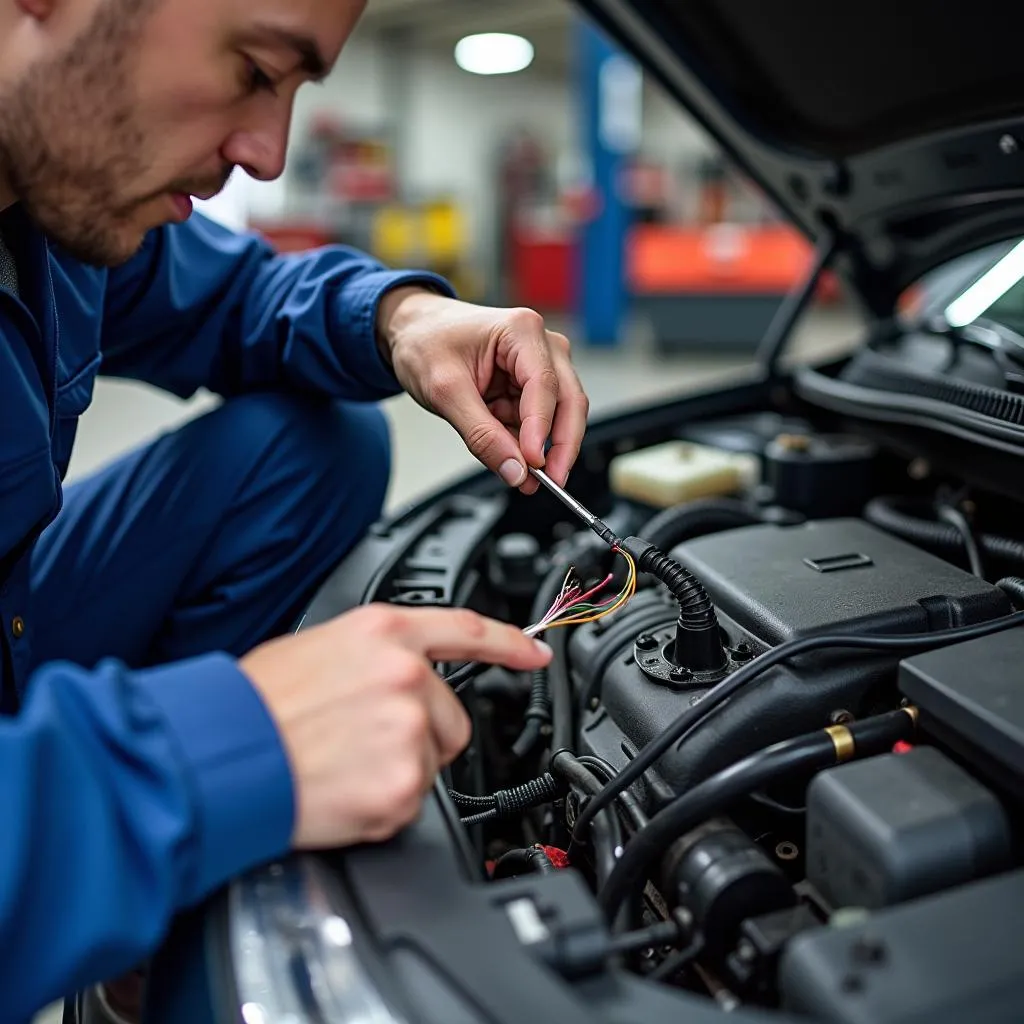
[780,870,1024,1024]
[571,519,1010,794]
[677,518,1006,642]
[806,747,1011,909]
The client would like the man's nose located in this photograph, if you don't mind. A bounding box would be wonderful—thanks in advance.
[222,105,292,183]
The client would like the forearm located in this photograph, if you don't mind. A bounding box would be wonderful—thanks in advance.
[0,653,293,1020]
[100,214,454,401]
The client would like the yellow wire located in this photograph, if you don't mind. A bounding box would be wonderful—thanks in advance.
[544,549,637,629]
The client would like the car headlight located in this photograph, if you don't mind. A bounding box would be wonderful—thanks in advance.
[228,854,404,1024]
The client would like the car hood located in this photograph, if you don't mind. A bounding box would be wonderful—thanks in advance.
[578,0,1024,316]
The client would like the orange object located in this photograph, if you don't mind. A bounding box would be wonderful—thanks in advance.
[628,223,839,300]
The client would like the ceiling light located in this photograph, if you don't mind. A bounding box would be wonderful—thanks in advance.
[454,33,534,75]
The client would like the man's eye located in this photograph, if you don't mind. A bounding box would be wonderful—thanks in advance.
[245,58,278,96]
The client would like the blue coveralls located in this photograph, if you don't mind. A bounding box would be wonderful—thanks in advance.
[0,203,453,1022]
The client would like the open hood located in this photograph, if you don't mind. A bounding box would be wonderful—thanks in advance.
[578,0,1024,316]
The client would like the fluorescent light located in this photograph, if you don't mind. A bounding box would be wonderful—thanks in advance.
[945,238,1024,327]
[455,33,534,75]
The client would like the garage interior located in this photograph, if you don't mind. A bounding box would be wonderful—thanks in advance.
[70,0,861,513]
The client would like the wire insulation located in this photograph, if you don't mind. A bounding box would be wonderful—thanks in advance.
[528,549,637,633]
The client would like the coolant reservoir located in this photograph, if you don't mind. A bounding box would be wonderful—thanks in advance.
[609,440,760,508]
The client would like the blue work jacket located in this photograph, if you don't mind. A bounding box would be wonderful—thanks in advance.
[0,203,452,1022]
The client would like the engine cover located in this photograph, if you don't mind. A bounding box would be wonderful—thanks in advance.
[570,519,1010,794]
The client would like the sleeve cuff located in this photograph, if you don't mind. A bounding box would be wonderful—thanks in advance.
[333,269,457,398]
[136,652,295,903]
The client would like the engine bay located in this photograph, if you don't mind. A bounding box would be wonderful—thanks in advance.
[294,398,1024,1023]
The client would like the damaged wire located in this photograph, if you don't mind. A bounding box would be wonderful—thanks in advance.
[527,549,638,635]
[445,549,637,697]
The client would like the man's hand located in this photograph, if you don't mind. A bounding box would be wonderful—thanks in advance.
[377,287,589,493]
[240,604,551,849]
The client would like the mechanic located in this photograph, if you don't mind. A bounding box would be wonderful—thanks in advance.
[0,0,591,1020]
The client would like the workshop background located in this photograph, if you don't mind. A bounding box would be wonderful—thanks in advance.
[71,0,861,512]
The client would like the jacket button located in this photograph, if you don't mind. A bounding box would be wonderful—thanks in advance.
[11,616,24,639]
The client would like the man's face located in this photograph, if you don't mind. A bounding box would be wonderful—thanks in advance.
[0,0,363,266]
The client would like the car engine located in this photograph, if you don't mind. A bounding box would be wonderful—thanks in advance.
[285,407,1024,1022]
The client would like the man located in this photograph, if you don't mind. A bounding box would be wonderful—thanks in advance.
[0,0,591,1019]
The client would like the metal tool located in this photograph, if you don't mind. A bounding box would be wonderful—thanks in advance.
[528,467,617,548]
[529,467,598,528]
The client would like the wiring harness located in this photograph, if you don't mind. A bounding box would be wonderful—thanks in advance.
[450,772,565,826]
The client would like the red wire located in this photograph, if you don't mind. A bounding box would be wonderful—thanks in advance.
[572,572,615,606]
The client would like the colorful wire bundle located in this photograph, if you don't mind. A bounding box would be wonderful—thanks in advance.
[526,548,637,635]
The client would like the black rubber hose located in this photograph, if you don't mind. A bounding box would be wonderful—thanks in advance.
[460,809,497,827]
[511,668,551,758]
[938,504,985,577]
[619,537,726,672]
[639,498,766,553]
[621,539,715,629]
[997,577,1024,609]
[570,610,1024,851]
[448,790,496,810]
[548,623,575,753]
[597,708,917,926]
[589,807,619,892]
[554,917,687,976]
[550,750,622,888]
[864,496,1024,571]
[647,934,706,983]
[492,846,556,880]
[575,755,649,832]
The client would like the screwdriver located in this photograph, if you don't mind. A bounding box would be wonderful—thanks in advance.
[528,467,618,549]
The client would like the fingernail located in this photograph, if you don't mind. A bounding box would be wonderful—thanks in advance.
[499,459,526,487]
[534,640,553,658]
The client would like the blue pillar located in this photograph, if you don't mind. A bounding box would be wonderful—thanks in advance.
[577,19,641,347]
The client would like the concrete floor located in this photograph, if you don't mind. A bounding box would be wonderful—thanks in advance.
[67,305,861,507]
[35,304,861,1024]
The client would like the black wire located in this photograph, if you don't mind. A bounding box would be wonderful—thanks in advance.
[491,846,556,880]
[937,504,986,577]
[550,750,622,889]
[576,755,650,831]
[571,610,1024,848]
[601,918,684,958]
[455,773,563,825]
[446,660,487,694]
[545,915,690,975]
[647,934,706,983]
[460,808,497,827]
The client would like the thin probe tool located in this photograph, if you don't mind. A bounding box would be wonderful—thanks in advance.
[528,467,618,548]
